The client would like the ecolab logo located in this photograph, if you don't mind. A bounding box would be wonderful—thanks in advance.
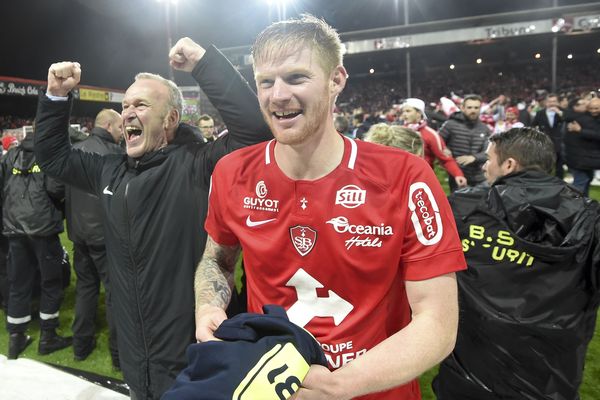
[335,185,366,209]
[243,180,280,212]
[408,182,443,245]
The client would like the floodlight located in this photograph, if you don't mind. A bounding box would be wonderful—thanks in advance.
[369,68,375,74]
[449,64,455,70]
[534,53,541,59]
[567,54,573,59]
[476,58,482,64]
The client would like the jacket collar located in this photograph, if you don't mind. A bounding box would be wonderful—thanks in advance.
[126,123,204,170]
[90,127,118,144]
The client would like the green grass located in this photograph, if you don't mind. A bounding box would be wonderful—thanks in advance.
[0,175,599,399]
[0,237,122,380]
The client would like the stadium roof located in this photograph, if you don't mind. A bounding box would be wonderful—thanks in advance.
[1,0,598,89]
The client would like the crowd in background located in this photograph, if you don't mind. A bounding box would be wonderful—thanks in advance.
[0,49,599,398]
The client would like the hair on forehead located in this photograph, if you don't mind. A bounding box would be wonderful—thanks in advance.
[134,72,183,118]
[252,13,344,75]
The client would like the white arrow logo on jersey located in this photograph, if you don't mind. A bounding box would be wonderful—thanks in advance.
[285,268,353,327]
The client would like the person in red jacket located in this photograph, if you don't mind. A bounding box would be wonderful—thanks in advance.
[401,98,467,188]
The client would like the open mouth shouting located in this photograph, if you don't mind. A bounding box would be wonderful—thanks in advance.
[125,125,143,144]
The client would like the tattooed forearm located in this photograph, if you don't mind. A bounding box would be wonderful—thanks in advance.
[195,236,241,311]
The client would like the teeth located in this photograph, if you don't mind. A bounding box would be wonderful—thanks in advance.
[125,126,142,137]
[273,111,301,118]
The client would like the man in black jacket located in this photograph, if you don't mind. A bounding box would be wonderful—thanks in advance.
[564,97,600,196]
[433,127,600,399]
[1,130,72,359]
[532,92,566,178]
[35,38,271,399]
[439,94,491,192]
[66,109,123,365]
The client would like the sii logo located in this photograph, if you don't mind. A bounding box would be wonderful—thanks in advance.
[335,185,366,209]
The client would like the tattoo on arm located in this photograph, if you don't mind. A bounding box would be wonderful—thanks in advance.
[195,236,241,311]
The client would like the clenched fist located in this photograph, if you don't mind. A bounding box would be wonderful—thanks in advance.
[169,37,206,73]
[47,62,81,97]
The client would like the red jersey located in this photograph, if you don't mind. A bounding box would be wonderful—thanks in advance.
[206,136,466,400]
[408,122,464,178]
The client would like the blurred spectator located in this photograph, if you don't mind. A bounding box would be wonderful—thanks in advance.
[2,136,18,153]
[440,94,491,191]
[197,114,217,142]
[66,109,124,366]
[364,123,424,156]
[400,98,467,188]
[351,112,370,139]
[493,106,524,134]
[1,126,71,359]
[532,93,566,178]
[334,114,351,137]
[563,98,600,196]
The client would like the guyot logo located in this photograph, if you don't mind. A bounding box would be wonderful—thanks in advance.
[243,180,280,212]
[408,182,443,245]
[256,180,268,198]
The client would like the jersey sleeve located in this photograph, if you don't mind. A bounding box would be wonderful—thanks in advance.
[423,129,464,178]
[204,158,240,246]
[399,157,466,280]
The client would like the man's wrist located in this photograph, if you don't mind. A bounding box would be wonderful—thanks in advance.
[46,91,69,101]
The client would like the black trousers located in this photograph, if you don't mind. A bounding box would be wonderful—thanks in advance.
[0,234,9,308]
[6,235,65,333]
[71,241,118,358]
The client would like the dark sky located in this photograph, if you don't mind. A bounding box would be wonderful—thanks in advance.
[0,0,595,89]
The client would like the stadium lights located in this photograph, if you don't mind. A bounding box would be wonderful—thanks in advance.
[551,18,565,33]
[476,58,482,64]
[449,64,455,70]
[534,53,541,59]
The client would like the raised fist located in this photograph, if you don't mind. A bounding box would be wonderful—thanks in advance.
[169,37,206,73]
[47,62,81,97]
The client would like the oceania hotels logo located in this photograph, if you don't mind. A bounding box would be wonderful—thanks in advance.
[243,180,280,212]
[335,185,366,209]
[326,216,393,250]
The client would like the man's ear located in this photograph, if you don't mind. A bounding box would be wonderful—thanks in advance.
[164,108,180,130]
[504,157,520,174]
[330,66,347,96]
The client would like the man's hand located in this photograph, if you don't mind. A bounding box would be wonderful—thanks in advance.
[47,62,81,97]
[195,304,227,342]
[567,121,582,133]
[289,365,348,400]
[456,155,476,166]
[454,176,468,188]
[548,106,563,117]
[169,37,206,72]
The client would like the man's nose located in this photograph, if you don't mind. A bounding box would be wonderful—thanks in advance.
[272,79,291,101]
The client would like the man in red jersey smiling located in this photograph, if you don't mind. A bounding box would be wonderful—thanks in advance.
[195,14,466,400]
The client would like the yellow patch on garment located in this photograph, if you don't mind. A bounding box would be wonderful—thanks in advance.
[233,342,310,400]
